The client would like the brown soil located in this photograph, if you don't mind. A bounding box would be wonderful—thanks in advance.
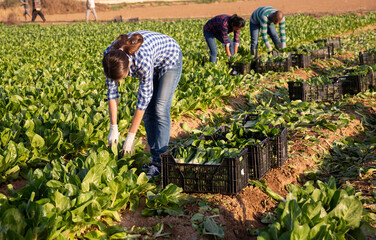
[1,0,376,23]
[0,177,28,196]
[40,0,109,15]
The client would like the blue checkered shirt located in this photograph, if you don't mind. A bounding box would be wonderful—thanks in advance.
[104,31,181,111]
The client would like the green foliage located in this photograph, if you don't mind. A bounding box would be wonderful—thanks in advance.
[190,200,224,239]
[291,76,335,86]
[228,54,256,64]
[141,184,185,216]
[83,222,171,239]
[0,12,375,239]
[349,65,374,77]
[249,179,285,203]
[173,146,242,165]
[0,146,155,239]
[258,177,365,239]
[258,52,291,63]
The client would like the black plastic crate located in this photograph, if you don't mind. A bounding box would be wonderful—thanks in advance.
[213,126,270,179]
[241,114,288,168]
[314,37,342,49]
[310,43,334,60]
[292,53,311,68]
[227,62,252,75]
[287,79,342,102]
[161,147,249,195]
[341,71,374,95]
[359,52,376,66]
[268,126,288,168]
[255,54,292,73]
[327,37,342,49]
[248,138,270,179]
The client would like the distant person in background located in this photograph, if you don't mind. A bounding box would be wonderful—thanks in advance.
[203,14,245,63]
[249,6,286,57]
[20,0,31,21]
[86,0,98,22]
[31,0,46,23]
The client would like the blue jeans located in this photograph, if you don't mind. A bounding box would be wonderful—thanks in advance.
[203,30,234,63]
[249,21,281,50]
[143,52,183,165]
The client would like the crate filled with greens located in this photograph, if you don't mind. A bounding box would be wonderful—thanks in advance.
[298,41,334,60]
[311,43,335,60]
[242,114,288,168]
[227,55,256,75]
[255,53,292,73]
[288,76,343,102]
[341,65,375,95]
[359,50,376,66]
[291,52,311,68]
[212,123,270,179]
[314,36,342,49]
[161,142,249,195]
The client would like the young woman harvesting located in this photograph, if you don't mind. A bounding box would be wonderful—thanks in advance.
[103,31,183,178]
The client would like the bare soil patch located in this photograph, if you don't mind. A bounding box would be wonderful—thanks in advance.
[0,177,28,195]
[1,0,375,23]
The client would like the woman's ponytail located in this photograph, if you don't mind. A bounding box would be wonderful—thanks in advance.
[112,33,144,55]
[103,33,144,81]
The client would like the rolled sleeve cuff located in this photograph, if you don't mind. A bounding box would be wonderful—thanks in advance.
[136,97,151,111]
[235,42,240,47]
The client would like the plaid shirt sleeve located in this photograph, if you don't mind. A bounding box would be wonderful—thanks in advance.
[221,24,231,46]
[233,30,240,46]
[106,78,119,100]
[220,18,231,47]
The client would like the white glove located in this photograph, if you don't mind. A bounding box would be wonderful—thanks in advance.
[108,124,119,147]
[123,132,136,155]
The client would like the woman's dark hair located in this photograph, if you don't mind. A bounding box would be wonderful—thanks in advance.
[228,14,245,28]
[102,33,144,81]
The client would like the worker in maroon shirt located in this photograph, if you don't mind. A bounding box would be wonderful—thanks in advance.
[203,14,245,63]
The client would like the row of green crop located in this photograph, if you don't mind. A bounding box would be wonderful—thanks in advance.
[245,95,376,239]
[173,27,376,239]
